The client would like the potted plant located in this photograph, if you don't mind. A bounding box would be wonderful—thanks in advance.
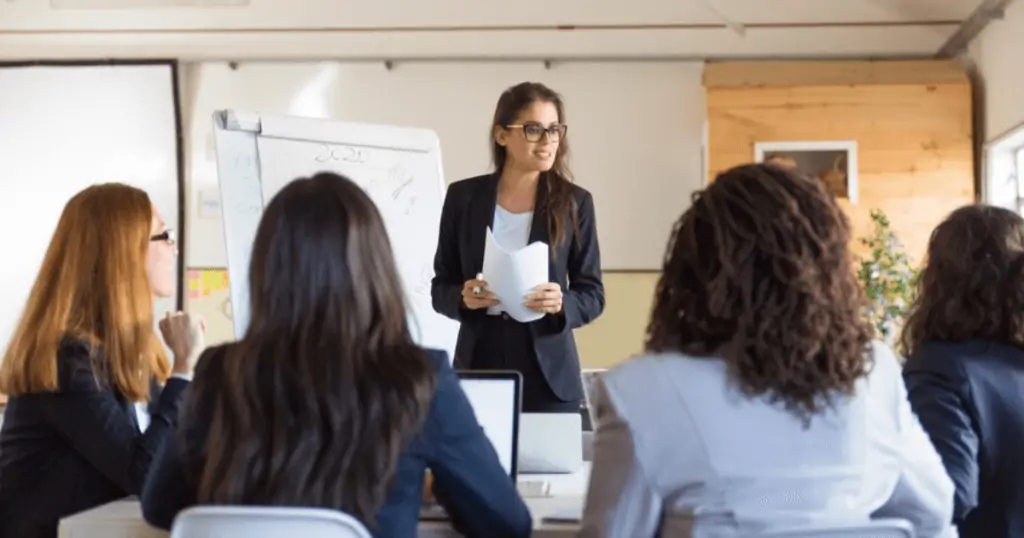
[857,209,917,346]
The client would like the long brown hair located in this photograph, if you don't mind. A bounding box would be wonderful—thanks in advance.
[645,164,873,423]
[491,81,578,249]
[187,173,436,527]
[0,183,169,401]
[901,205,1024,355]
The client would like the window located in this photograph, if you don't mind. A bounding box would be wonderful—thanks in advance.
[984,124,1024,213]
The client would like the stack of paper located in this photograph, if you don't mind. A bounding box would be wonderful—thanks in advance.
[482,227,549,323]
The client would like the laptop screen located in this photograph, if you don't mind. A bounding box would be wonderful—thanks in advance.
[458,375,519,479]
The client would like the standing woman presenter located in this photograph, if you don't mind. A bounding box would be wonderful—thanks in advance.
[431,81,605,413]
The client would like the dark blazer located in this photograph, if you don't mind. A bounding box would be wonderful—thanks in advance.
[141,345,532,538]
[904,340,1024,538]
[431,173,605,400]
[0,338,188,538]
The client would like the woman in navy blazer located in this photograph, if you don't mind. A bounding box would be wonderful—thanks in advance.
[432,81,605,412]
[141,173,531,538]
[902,204,1024,538]
[0,184,204,538]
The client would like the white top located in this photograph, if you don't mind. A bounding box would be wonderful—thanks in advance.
[580,341,956,538]
[487,205,534,316]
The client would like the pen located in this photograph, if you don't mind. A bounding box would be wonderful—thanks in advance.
[472,272,484,295]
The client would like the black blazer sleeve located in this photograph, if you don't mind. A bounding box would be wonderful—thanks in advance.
[142,348,224,530]
[552,190,604,332]
[140,418,194,529]
[40,342,189,497]
[431,183,469,322]
[424,351,533,537]
[903,351,980,523]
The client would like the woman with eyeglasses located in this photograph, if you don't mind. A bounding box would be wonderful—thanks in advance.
[431,81,605,413]
[0,184,204,538]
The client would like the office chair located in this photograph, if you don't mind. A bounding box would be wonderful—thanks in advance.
[169,506,372,538]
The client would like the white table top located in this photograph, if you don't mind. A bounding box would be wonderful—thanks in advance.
[59,463,591,538]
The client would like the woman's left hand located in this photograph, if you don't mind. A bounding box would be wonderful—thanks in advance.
[525,283,563,314]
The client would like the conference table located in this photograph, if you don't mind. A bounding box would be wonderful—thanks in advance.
[58,462,592,537]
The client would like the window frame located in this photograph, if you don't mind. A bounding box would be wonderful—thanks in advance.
[983,123,1024,213]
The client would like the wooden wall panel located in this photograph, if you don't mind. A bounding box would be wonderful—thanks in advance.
[707,78,974,262]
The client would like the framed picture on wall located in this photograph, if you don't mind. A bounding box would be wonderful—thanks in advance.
[754,141,859,204]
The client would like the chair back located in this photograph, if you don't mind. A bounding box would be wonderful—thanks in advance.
[169,506,372,538]
[756,518,914,537]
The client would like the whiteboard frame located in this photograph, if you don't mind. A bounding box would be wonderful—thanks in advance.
[0,60,185,403]
[0,59,186,311]
[212,109,448,343]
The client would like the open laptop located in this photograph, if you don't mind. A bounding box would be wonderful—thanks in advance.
[420,370,522,520]
[517,412,583,474]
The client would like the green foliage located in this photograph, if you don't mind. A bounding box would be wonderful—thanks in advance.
[857,209,918,344]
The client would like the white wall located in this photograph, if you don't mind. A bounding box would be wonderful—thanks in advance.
[972,1,1024,142]
[970,1,1024,209]
[181,61,706,270]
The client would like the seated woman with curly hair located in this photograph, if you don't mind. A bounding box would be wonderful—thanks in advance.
[901,205,1024,538]
[579,164,954,538]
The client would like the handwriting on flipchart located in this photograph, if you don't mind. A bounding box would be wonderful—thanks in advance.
[231,154,262,215]
[314,144,370,165]
[308,148,419,215]
[389,166,417,215]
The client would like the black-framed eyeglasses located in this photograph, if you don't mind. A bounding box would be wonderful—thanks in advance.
[505,123,567,143]
[151,229,176,246]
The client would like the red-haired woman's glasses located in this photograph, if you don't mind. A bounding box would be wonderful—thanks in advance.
[505,123,567,143]
[151,229,176,246]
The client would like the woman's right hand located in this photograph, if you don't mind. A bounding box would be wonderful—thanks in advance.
[159,311,206,374]
[461,279,500,310]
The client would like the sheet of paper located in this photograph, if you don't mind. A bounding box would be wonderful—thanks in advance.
[482,227,549,323]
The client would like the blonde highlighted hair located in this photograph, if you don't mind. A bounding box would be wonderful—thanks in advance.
[0,183,169,402]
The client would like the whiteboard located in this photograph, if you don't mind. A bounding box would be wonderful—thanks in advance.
[213,110,459,358]
[184,61,705,270]
[0,63,182,360]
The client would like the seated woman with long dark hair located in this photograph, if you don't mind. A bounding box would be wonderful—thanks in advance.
[580,164,954,537]
[902,205,1024,538]
[141,172,531,537]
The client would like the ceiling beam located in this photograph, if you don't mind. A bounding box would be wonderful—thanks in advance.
[935,0,1018,57]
